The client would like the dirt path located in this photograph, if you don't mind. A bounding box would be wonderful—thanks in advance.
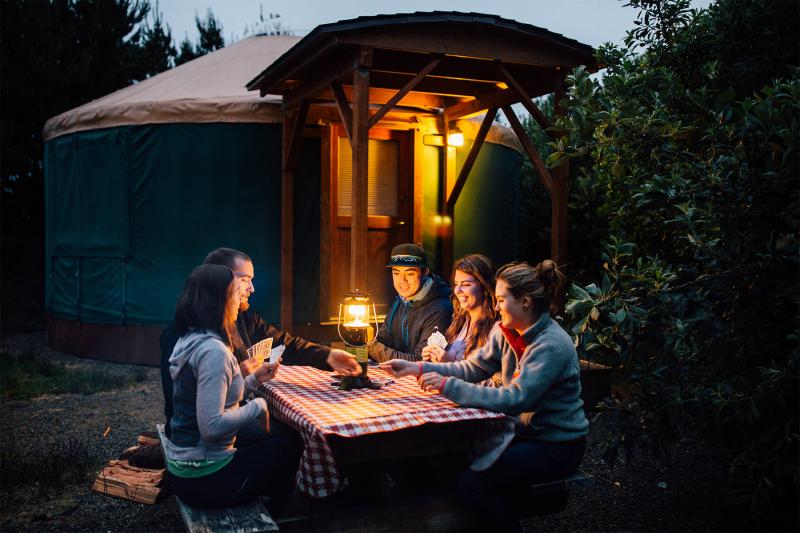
[1,332,729,532]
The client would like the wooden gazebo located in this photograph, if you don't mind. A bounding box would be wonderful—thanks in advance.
[247,12,596,329]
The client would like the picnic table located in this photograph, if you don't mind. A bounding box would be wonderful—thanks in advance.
[256,364,508,499]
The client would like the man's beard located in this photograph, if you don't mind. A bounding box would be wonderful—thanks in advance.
[239,298,250,312]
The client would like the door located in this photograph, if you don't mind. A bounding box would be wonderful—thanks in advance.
[323,126,412,318]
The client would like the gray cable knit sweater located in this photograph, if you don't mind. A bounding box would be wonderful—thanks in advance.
[165,330,266,461]
[422,313,588,442]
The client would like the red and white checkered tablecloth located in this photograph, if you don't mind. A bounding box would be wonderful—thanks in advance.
[257,365,505,498]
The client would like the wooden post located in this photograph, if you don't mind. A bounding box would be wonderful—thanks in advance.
[350,54,371,292]
[280,101,309,330]
[437,117,450,275]
[551,78,569,269]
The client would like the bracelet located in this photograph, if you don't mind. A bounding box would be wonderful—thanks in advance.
[417,362,424,377]
[439,377,448,394]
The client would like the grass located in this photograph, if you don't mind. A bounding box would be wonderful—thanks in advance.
[0,349,148,400]
[0,435,102,497]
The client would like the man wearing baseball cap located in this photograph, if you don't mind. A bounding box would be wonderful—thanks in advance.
[368,243,453,362]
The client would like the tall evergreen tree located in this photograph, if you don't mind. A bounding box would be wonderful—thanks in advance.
[175,9,224,66]
[0,0,176,331]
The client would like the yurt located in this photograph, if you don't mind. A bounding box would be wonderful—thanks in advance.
[43,12,595,364]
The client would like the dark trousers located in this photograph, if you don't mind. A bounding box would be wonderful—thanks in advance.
[167,424,303,516]
[458,436,586,532]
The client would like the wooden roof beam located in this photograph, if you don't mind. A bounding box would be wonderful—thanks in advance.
[315,85,445,110]
[283,47,372,108]
[371,49,503,83]
[444,88,519,121]
[368,71,499,98]
[283,100,310,172]
[330,81,353,144]
[368,54,443,128]
[307,103,425,125]
[253,39,338,95]
[501,105,554,194]
[338,27,590,68]
[493,61,562,139]
[446,107,498,213]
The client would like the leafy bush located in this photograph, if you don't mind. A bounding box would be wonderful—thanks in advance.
[553,0,799,528]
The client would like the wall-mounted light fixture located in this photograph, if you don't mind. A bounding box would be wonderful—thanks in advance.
[447,127,464,147]
[423,134,445,146]
[423,125,465,147]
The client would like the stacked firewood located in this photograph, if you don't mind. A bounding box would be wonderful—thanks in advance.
[91,431,165,505]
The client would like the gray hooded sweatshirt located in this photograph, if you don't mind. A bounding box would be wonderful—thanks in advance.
[165,330,266,462]
[422,313,588,442]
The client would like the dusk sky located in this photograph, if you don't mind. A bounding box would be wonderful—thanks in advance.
[158,0,716,49]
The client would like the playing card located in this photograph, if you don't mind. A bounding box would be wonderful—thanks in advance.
[269,344,285,365]
[427,329,447,349]
[247,338,273,365]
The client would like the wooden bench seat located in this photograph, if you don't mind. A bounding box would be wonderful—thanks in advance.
[276,469,596,531]
[155,424,279,533]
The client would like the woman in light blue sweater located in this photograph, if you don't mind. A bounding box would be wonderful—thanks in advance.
[165,264,302,514]
[381,260,588,531]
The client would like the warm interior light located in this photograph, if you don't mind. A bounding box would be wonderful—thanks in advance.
[447,131,465,147]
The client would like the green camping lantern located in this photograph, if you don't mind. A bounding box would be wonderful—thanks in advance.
[337,291,380,390]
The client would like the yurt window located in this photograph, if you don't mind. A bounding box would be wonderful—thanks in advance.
[337,138,399,217]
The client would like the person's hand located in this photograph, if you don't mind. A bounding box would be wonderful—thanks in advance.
[327,349,361,376]
[239,357,260,377]
[421,345,445,362]
[379,359,419,377]
[419,372,446,393]
[253,361,280,384]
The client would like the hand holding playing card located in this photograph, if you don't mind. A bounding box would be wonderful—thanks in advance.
[427,329,447,350]
[253,361,280,384]
[247,338,273,365]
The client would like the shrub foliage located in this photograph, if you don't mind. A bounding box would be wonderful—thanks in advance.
[548,0,799,527]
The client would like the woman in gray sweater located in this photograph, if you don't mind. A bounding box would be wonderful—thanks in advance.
[164,264,302,514]
[381,260,588,531]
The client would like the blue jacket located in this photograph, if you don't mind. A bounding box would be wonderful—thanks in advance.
[368,275,453,362]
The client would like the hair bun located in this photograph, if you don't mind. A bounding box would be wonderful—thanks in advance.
[539,259,556,276]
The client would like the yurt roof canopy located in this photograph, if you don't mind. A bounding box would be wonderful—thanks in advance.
[43,35,302,141]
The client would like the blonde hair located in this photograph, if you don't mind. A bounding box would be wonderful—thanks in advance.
[496,259,565,316]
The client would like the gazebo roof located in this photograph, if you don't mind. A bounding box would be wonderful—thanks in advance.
[248,14,597,331]
[247,11,597,114]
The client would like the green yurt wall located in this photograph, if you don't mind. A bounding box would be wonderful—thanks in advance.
[44,122,323,329]
[421,141,523,272]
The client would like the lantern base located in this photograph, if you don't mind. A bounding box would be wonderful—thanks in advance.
[339,347,381,390]
[339,374,382,391]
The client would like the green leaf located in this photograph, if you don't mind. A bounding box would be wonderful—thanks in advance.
[585,283,602,298]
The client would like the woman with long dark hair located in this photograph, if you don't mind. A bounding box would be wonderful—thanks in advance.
[164,264,301,514]
[382,260,588,531]
[421,254,498,363]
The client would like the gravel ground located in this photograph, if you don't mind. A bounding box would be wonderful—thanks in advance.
[0,331,732,532]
